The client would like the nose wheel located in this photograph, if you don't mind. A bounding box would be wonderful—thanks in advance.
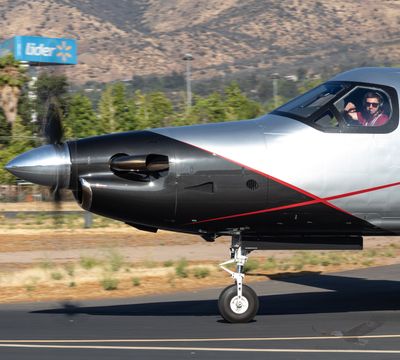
[218,284,259,323]
[218,234,259,323]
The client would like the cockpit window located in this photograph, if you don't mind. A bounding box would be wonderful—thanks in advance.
[314,111,339,129]
[334,86,392,128]
[275,83,346,119]
[272,81,398,133]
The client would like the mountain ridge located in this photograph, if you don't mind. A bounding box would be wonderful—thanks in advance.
[1,0,400,84]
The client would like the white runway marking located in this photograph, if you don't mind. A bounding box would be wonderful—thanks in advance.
[0,344,400,354]
[1,334,400,343]
[0,334,400,353]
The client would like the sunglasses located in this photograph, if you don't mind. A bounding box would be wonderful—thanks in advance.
[365,102,380,108]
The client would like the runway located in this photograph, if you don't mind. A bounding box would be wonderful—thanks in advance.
[0,264,400,359]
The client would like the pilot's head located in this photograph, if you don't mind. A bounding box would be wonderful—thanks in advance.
[363,91,383,116]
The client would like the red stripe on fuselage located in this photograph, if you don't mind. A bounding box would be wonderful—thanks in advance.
[191,181,400,225]
[177,140,350,218]
[174,139,400,225]
[325,181,400,201]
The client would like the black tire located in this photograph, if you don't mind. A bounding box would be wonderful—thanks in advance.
[218,284,259,323]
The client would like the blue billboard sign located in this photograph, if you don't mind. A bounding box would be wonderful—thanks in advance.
[0,36,77,65]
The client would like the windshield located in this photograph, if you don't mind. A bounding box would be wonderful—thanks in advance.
[276,83,346,118]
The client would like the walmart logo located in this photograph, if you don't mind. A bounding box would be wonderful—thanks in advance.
[56,41,72,62]
[16,36,77,64]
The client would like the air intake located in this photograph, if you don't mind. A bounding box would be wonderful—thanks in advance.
[110,154,169,173]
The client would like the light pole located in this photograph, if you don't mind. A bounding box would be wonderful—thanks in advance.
[271,73,279,109]
[183,53,194,112]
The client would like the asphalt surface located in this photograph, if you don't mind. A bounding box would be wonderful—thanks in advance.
[0,264,400,359]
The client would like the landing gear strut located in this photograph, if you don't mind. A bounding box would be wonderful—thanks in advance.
[218,234,259,323]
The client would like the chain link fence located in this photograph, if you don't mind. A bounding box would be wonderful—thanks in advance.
[0,183,94,228]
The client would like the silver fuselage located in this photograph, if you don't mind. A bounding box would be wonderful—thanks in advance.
[6,67,400,236]
[153,68,400,233]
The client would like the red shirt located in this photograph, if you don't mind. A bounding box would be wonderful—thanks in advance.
[358,111,389,127]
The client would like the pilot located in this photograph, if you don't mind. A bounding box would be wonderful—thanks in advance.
[343,102,360,126]
[359,91,389,126]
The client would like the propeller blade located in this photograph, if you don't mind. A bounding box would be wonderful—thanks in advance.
[50,185,62,225]
[52,186,62,203]
[45,101,63,145]
[43,99,64,221]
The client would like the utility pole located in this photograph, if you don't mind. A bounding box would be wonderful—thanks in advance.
[182,53,194,112]
[271,73,280,109]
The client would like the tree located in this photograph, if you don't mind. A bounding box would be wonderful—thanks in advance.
[98,83,136,133]
[111,83,136,132]
[35,72,69,137]
[64,93,99,139]
[224,82,263,121]
[17,91,36,135]
[0,115,34,184]
[0,109,11,147]
[134,90,174,129]
[134,90,150,130]
[189,92,227,124]
[256,78,273,102]
[36,73,69,104]
[0,54,28,124]
[298,78,323,94]
[263,95,287,113]
[146,92,174,128]
[98,85,116,133]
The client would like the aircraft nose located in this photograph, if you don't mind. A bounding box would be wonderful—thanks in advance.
[5,143,71,188]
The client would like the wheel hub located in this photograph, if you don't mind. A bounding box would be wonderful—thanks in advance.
[230,296,249,314]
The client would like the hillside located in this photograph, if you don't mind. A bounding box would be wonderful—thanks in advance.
[1,0,400,84]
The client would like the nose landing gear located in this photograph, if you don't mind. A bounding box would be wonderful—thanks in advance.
[218,234,259,323]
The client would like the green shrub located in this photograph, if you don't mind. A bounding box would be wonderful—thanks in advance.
[364,249,377,258]
[291,252,306,270]
[321,259,331,267]
[382,248,396,258]
[50,271,63,280]
[278,263,290,271]
[302,252,320,266]
[39,259,54,270]
[362,259,374,266]
[24,283,35,292]
[193,267,210,279]
[327,253,344,266]
[24,276,39,292]
[132,277,141,286]
[293,262,304,271]
[243,258,259,273]
[107,250,124,272]
[163,260,174,267]
[80,256,100,270]
[175,258,188,278]
[263,256,277,271]
[100,277,118,290]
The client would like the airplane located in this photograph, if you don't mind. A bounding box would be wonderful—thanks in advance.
[5,67,400,323]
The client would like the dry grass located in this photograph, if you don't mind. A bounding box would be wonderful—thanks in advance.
[0,205,399,303]
[0,244,399,304]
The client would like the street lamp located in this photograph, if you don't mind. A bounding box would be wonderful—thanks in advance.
[182,53,194,111]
